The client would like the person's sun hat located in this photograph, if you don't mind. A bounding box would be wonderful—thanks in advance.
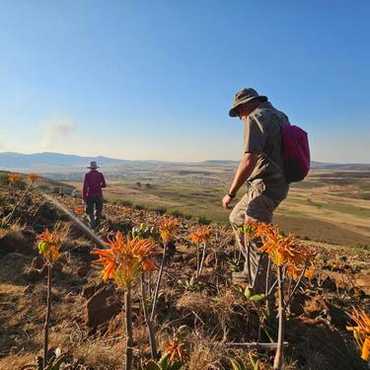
[87,161,99,169]
[229,88,267,117]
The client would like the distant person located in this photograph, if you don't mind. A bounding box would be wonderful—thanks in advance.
[223,88,290,293]
[83,161,106,228]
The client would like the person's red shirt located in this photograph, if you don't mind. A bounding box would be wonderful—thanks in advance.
[83,170,106,201]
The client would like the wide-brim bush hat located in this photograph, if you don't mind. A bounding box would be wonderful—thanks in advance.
[229,88,268,117]
[88,161,99,169]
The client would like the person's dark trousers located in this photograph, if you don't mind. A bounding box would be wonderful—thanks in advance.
[86,196,103,228]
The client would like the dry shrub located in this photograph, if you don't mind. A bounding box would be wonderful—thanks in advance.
[176,289,257,341]
[176,292,211,316]
[212,289,241,321]
[73,339,123,369]
[0,353,34,370]
[0,222,24,239]
[188,339,226,370]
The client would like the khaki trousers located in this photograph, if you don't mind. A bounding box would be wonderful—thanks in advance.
[229,184,279,292]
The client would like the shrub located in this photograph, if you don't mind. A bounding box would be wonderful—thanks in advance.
[198,216,211,225]
[169,210,184,218]
[120,200,133,207]
[134,204,145,210]
[152,207,167,215]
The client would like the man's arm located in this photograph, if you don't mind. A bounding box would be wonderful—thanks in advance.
[222,152,257,209]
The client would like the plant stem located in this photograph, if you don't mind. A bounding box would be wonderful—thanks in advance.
[244,233,252,284]
[43,264,52,369]
[274,266,285,370]
[285,265,307,309]
[150,243,167,321]
[265,258,272,315]
[124,285,133,370]
[198,242,207,276]
[140,275,158,359]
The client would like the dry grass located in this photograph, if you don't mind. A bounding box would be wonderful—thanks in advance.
[176,292,211,315]
[0,185,369,370]
[0,353,35,370]
[188,339,227,370]
[73,340,123,369]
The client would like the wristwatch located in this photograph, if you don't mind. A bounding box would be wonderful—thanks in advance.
[228,192,236,199]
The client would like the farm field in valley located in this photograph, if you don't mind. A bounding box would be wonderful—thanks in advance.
[66,166,370,249]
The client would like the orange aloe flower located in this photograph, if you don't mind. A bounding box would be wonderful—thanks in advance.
[28,173,40,183]
[347,308,370,361]
[93,231,156,288]
[74,206,85,216]
[304,264,316,280]
[254,222,316,273]
[286,264,301,280]
[188,225,212,244]
[158,217,179,244]
[164,337,186,363]
[8,173,21,184]
[37,229,63,263]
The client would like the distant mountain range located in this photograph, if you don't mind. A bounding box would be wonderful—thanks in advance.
[0,152,369,173]
[0,152,128,171]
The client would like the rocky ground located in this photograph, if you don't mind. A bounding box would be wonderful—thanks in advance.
[0,185,369,370]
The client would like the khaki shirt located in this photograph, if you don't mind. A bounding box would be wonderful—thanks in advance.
[243,101,289,201]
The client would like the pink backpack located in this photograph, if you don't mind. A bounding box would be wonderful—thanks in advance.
[281,125,310,183]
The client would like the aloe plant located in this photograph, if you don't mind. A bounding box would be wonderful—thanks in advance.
[145,354,183,370]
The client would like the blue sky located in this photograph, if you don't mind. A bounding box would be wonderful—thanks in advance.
[0,1,369,162]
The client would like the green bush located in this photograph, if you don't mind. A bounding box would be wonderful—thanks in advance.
[119,200,133,207]
[0,173,8,186]
[198,216,211,225]
[134,204,145,210]
[151,207,167,215]
[169,209,184,218]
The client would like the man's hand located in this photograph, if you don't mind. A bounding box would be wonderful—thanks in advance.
[222,153,257,210]
[222,194,233,209]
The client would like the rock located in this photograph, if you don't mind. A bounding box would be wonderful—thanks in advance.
[321,276,337,291]
[84,286,121,329]
[325,303,348,330]
[287,318,357,370]
[82,282,104,299]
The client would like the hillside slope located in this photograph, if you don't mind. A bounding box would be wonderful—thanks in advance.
[0,178,369,369]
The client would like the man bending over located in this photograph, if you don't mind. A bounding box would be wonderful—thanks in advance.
[223,88,290,293]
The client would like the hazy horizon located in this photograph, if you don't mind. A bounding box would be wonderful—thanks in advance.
[1,150,370,165]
